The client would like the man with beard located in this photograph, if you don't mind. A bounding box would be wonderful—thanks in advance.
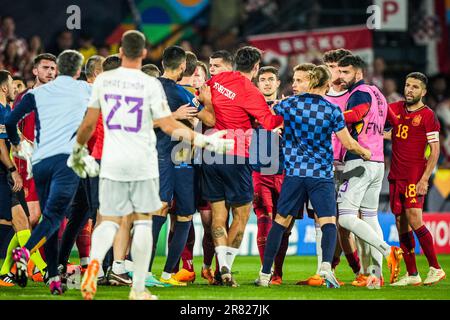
[336,55,403,288]
[387,73,445,286]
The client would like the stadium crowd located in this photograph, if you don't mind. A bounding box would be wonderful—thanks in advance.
[0,14,448,300]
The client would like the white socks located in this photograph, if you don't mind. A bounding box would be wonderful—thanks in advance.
[338,211,391,257]
[130,220,153,293]
[227,247,239,269]
[362,211,384,269]
[315,223,322,274]
[80,257,90,266]
[355,235,371,274]
[215,246,239,271]
[112,260,125,274]
[215,246,230,270]
[90,221,119,264]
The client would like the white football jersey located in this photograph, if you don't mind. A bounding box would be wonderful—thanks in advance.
[89,67,171,181]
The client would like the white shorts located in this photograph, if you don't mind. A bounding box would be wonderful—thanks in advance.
[336,159,384,212]
[99,178,162,217]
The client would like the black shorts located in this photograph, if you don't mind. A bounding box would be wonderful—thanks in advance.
[0,174,29,221]
[201,156,253,205]
[277,176,336,218]
[159,159,196,216]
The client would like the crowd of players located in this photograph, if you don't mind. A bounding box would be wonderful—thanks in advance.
[0,29,446,300]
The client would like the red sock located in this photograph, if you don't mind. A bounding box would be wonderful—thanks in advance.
[58,218,68,246]
[399,231,418,275]
[181,223,195,272]
[332,255,341,270]
[202,231,215,267]
[39,246,46,261]
[414,225,440,269]
[344,250,361,274]
[256,214,272,264]
[274,232,290,278]
[76,221,92,266]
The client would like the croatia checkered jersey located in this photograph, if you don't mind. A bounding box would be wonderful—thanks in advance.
[387,101,440,181]
[273,93,345,179]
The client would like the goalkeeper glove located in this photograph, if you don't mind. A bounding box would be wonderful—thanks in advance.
[67,142,99,178]
[193,130,234,154]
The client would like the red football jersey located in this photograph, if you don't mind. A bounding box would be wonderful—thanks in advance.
[91,114,104,160]
[387,101,440,181]
[12,89,35,177]
[206,71,282,158]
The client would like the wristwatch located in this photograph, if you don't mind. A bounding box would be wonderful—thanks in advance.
[7,166,17,173]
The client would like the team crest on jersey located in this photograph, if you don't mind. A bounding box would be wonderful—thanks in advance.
[412,115,422,126]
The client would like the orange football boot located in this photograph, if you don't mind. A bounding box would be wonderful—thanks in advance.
[271,275,282,285]
[81,259,100,300]
[387,246,403,284]
[296,274,324,286]
[351,274,368,287]
[173,268,196,283]
[201,267,215,285]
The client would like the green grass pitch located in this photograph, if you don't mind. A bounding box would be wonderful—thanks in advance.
[0,255,448,300]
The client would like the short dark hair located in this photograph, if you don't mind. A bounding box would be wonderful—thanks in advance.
[85,55,104,78]
[142,64,161,77]
[210,50,234,66]
[102,55,121,71]
[12,75,25,83]
[183,51,198,77]
[33,53,57,68]
[0,70,11,85]
[337,55,367,70]
[121,30,146,59]
[406,72,428,87]
[257,66,279,80]
[234,46,261,73]
[57,50,84,76]
[162,46,186,71]
[322,49,352,63]
[293,63,316,73]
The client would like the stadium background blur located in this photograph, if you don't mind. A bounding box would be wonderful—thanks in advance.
[1,0,450,256]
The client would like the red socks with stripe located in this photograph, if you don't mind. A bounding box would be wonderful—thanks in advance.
[76,221,92,266]
[399,231,418,275]
[414,225,440,269]
[256,215,272,264]
[181,223,195,272]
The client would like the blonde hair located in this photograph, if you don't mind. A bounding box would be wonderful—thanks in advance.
[308,65,331,90]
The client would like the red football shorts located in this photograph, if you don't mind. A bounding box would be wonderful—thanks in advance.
[23,177,39,202]
[389,179,424,215]
[252,171,284,215]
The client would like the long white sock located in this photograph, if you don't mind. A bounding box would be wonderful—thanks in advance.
[90,221,119,264]
[131,220,153,293]
[361,211,384,269]
[215,246,229,270]
[338,211,390,257]
[226,247,239,270]
[315,223,322,274]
